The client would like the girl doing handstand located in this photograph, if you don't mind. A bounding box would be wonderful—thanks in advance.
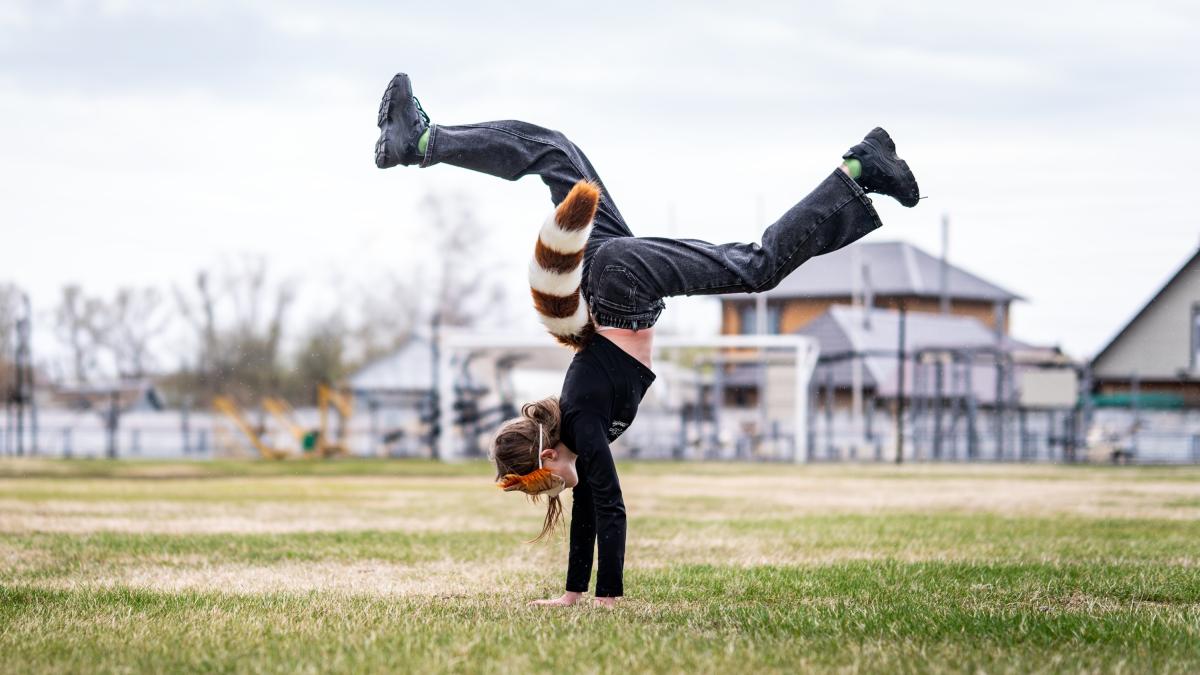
[374,73,920,608]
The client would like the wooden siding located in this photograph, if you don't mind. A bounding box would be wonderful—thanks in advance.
[722,296,1010,335]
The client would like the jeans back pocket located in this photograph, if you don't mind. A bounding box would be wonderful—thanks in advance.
[592,264,639,311]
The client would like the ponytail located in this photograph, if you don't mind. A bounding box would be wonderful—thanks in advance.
[534,494,564,543]
[491,398,567,542]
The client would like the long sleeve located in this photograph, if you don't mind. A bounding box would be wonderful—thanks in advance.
[569,413,626,597]
[565,460,595,593]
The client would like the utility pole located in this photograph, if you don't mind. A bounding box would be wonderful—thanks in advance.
[105,391,119,459]
[1130,372,1141,459]
[850,246,864,456]
[966,353,978,460]
[933,353,944,460]
[895,304,907,464]
[993,303,1007,459]
[429,312,441,460]
[1075,364,1094,462]
[754,195,769,453]
[939,214,950,315]
[862,265,874,330]
[11,293,34,457]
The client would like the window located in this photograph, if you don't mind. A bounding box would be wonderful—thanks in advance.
[739,302,781,335]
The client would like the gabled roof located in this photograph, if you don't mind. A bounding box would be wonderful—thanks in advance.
[1092,247,1200,366]
[817,304,1029,355]
[735,241,1023,302]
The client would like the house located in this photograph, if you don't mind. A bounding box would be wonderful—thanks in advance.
[722,305,1071,409]
[348,336,438,456]
[1091,246,1200,407]
[720,240,1023,336]
[798,305,1058,404]
[349,336,436,396]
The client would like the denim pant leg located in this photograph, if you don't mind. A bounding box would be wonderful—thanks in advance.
[422,120,633,250]
[587,170,882,328]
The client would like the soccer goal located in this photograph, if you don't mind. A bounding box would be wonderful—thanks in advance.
[435,332,820,463]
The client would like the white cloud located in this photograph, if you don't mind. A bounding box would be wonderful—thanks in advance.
[1,0,1198,363]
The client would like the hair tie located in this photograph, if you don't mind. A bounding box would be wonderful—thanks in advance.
[536,424,544,469]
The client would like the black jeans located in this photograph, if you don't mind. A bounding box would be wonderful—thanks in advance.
[424,120,883,329]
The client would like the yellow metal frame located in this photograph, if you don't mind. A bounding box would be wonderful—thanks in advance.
[263,397,309,448]
[212,396,292,460]
[316,384,353,458]
[212,387,353,460]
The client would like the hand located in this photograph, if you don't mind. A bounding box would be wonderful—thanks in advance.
[593,596,618,609]
[529,591,583,607]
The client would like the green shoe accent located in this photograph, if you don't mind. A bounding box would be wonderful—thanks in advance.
[417,128,430,156]
[843,158,862,180]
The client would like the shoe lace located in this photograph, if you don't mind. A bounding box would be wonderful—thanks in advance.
[412,96,430,126]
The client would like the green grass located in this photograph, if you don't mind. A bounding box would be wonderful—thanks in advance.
[2,459,1200,673]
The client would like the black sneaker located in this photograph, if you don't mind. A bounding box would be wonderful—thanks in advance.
[842,127,920,207]
[375,73,430,169]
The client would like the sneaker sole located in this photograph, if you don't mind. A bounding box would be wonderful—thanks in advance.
[375,73,414,169]
[859,128,920,208]
[377,73,413,128]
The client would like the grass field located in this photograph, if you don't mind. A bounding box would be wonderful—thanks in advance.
[2,459,1199,674]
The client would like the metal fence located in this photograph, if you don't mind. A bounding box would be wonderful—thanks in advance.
[4,405,1200,465]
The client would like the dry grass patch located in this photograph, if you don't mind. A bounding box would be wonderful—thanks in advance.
[3,461,1200,673]
[26,556,558,597]
[628,472,1200,520]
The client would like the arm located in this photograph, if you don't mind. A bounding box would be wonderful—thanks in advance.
[531,434,617,608]
[529,458,596,608]
[565,458,596,593]
[571,413,626,598]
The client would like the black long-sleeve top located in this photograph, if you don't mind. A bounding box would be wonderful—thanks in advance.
[559,334,655,598]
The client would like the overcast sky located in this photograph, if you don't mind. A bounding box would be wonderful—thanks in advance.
[2,0,1197,361]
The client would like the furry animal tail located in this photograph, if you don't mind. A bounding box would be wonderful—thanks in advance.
[529,180,599,350]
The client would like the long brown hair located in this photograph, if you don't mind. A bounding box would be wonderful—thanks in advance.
[491,396,565,542]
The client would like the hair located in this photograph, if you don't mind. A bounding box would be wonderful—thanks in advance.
[490,396,565,542]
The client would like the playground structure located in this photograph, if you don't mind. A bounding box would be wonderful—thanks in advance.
[213,384,354,459]
[213,396,291,460]
[799,306,1085,463]
[345,330,534,459]
[316,384,353,457]
[432,332,821,462]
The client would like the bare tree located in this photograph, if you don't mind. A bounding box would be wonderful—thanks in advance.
[0,283,23,394]
[54,285,105,383]
[173,257,297,404]
[291,312,349,401]
[159,195,502,405]
[420,193,506,329]
[351,269,423,365]
[100,287,171,378]
[172,271,219,398]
